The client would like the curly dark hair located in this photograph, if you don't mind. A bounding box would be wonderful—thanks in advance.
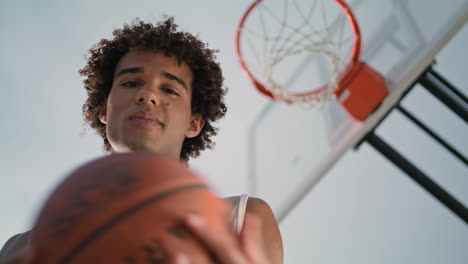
[79,17,227,162]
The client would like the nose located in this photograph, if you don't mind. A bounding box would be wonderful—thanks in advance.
[135,86,160,106]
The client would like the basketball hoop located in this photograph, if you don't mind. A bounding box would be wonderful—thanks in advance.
[235,0,388,121]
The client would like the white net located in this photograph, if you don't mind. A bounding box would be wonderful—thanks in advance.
[238,0,357,108]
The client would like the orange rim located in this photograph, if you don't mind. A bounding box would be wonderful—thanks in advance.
[235,0,362,101]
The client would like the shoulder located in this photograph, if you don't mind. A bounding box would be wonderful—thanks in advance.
[245,197,280,236]
[244,196,284,264]
[0,231,31,260]
[224,195,275,219]
[245,197,273,215]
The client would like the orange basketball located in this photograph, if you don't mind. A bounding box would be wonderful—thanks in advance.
[29,153,233,264]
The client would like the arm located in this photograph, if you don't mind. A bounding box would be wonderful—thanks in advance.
[244,197,283,264]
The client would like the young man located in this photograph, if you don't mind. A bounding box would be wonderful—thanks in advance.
[0,18,283,264]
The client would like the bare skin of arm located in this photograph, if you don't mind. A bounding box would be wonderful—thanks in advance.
[244,197,284,264]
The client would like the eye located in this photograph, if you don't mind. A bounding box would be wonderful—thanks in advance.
[121,81,140,88]
[162,87,180,96]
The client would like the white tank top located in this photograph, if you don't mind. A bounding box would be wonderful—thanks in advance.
[227,194,249,233]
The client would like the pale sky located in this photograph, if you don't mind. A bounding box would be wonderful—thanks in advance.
[1,0,467,263]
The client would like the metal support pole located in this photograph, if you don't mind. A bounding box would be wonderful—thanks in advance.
[365,132,468,224]
[418,70,468,123]
[396,105,467,166]
[428,67,467,105]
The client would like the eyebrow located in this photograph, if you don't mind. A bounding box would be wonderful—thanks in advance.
[115,67,188,91]
[115,67,144,77]
[162,71,188,91]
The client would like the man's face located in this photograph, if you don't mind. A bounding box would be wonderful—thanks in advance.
[99,50,204,157]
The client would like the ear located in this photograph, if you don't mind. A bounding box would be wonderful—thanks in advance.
[185,114,205,138]
[99,104,108,124]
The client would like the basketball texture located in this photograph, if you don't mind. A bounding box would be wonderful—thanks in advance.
[29,153,233,264]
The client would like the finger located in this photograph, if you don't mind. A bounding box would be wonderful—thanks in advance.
[184,214,247,264]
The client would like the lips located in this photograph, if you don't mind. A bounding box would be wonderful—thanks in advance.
[129,110,163,128]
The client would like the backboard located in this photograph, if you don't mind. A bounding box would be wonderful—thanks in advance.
[241,0,468,221]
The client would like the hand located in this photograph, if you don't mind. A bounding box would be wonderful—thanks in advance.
[184,213,270,264]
